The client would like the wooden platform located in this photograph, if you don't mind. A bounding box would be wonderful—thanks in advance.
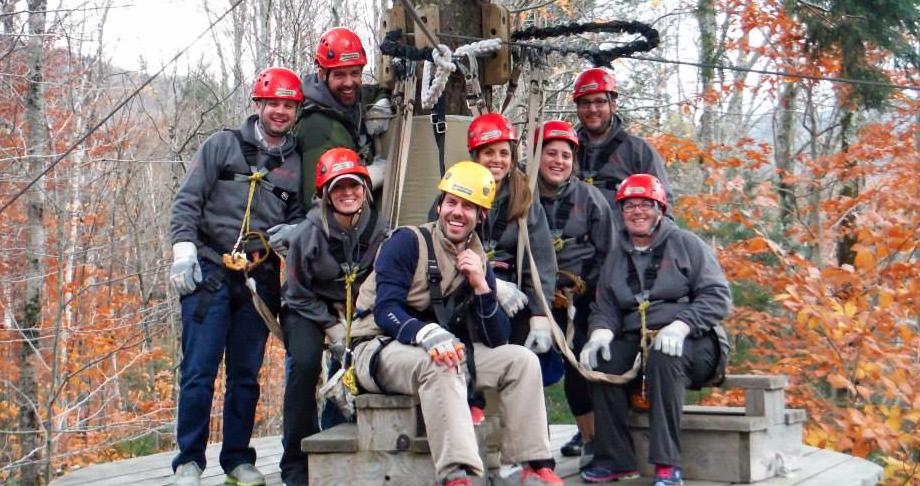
[49,425,882,486]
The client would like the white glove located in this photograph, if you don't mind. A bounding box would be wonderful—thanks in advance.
[494,279,528,317]
[653,320,691,357]
[170,242,201,296]
[524,315,552,354]
[416,323,458,355]
[365,98,392,136]
[267,223,297,255]
[367,155,386,190]
[580,329,614,371]
[319,367,356,419]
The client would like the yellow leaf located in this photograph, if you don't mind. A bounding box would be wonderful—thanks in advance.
[879,291,893,310]
[843,300,857,317]
[853,249,875,270]
[827,374,851,389]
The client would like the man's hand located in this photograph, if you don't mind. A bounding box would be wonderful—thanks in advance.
[580,329,614,371]
[326,321,347,361]
[495,279,528,317]
[456,249,489,294]
[524,315,553,354]
[267,223,297,255]
[416,323,465,368]
[365,98,392,136]
[170,242,202,296]
[653,320,691,357]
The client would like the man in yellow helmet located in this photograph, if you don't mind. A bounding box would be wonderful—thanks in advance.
[347,162,563,486]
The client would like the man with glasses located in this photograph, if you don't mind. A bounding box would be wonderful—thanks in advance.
[572,68,673,214]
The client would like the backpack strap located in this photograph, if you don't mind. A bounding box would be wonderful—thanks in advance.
[626,239,668,303]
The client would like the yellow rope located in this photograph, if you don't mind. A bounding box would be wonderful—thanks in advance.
[237,172,264,246]
[342,268,359,395]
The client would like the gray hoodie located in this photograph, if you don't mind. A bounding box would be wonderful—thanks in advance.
[281,205,389,329]
[170,114,304,263]
[576,115,673,215]
[539,177,614,290]
[588,215,731,337]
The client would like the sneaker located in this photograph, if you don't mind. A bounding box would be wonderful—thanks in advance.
[653,465,684,485]
[560,431,582,457]
[578,439,595,471]
[580,465,640,483]
[443,469,474,486]
[173,462,202,486]
[226,463,265,486]
[470,405,485,426]
[521,466,564,486]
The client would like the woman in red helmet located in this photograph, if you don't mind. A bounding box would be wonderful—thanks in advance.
[534,119,615,465]
[458,113,558,356]
[579,174,731,485]
[277,148,389,486]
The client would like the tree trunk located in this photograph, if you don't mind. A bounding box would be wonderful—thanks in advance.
[835,109,857,267]
[695,0,717,148]
[411,0,486,115]
[17,2,48,485]
[775,82,798,234]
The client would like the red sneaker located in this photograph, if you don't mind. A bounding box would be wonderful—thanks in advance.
[521,466,564,485]
[470,405,485,426]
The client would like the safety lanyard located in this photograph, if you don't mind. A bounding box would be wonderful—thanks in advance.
[626,240,668,402]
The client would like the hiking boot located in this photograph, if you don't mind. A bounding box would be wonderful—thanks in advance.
[173,462,202,486]
[225,463,265,486]
[520,466,563,485]
[560,431,582,457]
[580,465,640,483]
[578,439,595,471]
[653,465,684,485]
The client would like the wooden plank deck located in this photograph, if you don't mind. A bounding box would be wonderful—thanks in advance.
[49,425,883,486]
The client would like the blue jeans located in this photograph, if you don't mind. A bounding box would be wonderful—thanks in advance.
[172,259,273,473]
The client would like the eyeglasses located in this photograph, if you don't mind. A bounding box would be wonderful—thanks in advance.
[576,98,612,110]
[622,200,656,212]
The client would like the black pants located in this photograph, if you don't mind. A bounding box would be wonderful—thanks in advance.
[279,310,325,484]
[591,332,718,471]
[553,299,592,417]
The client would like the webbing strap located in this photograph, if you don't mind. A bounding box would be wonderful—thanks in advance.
[328,210,380,272]
[626,240,668,302]
[192,267,226,322]
[577,129,627,187]
[431,94,447,176]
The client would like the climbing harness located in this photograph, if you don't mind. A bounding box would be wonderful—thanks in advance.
[626,240,669,409]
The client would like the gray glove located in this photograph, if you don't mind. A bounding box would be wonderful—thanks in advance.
[524,315,552,354]
[367,155,386,191]
[326,321,347,361]
[579,329,613,371]
[494,278,528,317]
[416,323,459,355]
[170,242,201,296]
[267,223,297,255]
[653,320,691,357]
[364,98,392,136]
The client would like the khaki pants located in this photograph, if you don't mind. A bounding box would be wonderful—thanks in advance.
[354,340,551,479]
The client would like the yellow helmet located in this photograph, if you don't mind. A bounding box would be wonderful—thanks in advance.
[437,161,496,209]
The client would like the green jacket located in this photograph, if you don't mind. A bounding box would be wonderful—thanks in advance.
[294,73,387,208]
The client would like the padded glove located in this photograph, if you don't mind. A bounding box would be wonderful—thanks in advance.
[494,278,528,317]
[367,155,386,190]
[365,98,392,136]
[416,323,464,365]
[170,242,201,296]
[267,223,297,255]
[653,320,691,357]
[326,321,347,361]
[524,315,552,354]
[580,329,614,371]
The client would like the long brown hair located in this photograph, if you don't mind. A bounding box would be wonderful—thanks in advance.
[502,167,532,221]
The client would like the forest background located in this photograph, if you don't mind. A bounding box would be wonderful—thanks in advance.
[0,0,918,485]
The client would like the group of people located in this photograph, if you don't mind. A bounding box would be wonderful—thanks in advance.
[168,26,732,486]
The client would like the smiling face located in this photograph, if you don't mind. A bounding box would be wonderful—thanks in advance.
[621,197,661,240]
[474,140,513,182]
[328,177,366,215]
[437,193,481,244]
[538,139,575,187]
[322,65,363,106]
[576,92,615,135]
[256,99,299,137]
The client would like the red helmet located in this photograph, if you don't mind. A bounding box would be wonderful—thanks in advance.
[315,148,370,195]
[534,120,578,149]
[252,67,304,102]
[615,174,667,210]
[467,113,516,153]
[315,27,367,69]
[573,68,617,100]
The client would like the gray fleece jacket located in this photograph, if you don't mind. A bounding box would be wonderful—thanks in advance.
[588,216,731,337]
[539,177,614,291]
[576,115,673,215]
[170,115,305,263]
[281,205,389,329]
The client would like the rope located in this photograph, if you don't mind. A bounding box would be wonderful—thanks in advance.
[421,45,455,110]
[633,300,653,410]
[342,268,359,395]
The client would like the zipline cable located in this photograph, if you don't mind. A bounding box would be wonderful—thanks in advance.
[0,0,247,215]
